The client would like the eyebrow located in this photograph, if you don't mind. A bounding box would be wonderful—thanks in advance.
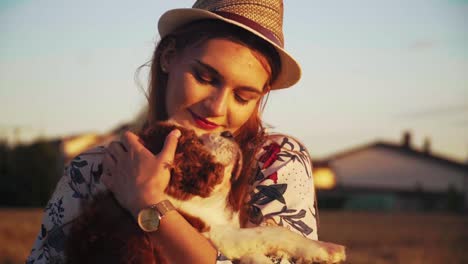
[194,59,263,95]
[194,59,221,78]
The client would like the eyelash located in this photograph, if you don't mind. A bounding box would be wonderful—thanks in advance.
[235,94,249,105]
[194,70,214,85]
[193,69,251,105]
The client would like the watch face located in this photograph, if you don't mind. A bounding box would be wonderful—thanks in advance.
[137,208,160,232]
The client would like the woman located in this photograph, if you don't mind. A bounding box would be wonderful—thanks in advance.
[27,0,318,263]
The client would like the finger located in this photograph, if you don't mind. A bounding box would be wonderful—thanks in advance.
[108,141,126,161]
[102,153,117,190]
[101,171,113,191]
[112,140,128,152]
[118,133,130,152]
[159,129,181,162]
[122,131,147,153]
[103,151,116,167]
[104,148,117,164]
[102,154,117,174]
[101,160,113,190]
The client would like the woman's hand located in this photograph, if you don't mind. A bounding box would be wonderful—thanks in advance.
[101,129,181,219]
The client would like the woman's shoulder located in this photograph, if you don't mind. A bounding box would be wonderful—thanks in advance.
[66,132,118,174]
[253,132,313,184]
[68,145,107,165]
[262,133,310,150]
[62,146,108,199]
[66,146,106,179]
[256,133,312,164]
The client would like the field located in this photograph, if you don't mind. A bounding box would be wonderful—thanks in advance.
[319,211,468,264]
[1,209,467,264]
[0,209,43,264]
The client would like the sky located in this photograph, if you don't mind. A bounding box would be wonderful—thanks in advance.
[1,0,467,162]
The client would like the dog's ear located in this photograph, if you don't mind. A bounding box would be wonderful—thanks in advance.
[231,149,243,183]
[165,128,221,199]
[168,147,225,199]
[139,121,194,155]
[138,122,175,154]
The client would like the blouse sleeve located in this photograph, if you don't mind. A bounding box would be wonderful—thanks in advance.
[215,134,319,263]
[246,134,319,240]
[26,147,107,264]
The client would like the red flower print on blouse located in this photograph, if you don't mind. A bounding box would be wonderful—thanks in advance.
[259,142,281,169]
[265,172,278,184]
[258,143,281,184]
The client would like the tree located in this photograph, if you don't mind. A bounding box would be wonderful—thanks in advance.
[0,139,62,207]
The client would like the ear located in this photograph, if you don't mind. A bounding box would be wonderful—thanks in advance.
[160,38,177,73]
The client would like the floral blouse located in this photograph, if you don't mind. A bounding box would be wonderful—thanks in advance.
[26,134,318,263]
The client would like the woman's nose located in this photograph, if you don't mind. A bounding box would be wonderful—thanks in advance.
[205,89,228,117]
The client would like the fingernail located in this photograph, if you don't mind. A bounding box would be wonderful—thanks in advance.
[172,129,181,139]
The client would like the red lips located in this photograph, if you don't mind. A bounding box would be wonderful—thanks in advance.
[188,109,220,130]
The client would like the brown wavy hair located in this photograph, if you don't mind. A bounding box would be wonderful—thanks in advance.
[144,19,281,226]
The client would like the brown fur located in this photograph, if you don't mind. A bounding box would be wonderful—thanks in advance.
[65,122,239,263]
[140,123,226,200]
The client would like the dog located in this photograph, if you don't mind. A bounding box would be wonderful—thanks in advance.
[65,121,346,263]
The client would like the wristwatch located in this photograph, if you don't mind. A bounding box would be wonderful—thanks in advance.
[137,200,175,232]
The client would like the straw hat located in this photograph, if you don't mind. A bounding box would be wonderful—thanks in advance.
[158,0,301,90]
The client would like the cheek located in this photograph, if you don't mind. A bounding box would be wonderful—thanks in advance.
[166,72,200,116]
[229,103,257,132]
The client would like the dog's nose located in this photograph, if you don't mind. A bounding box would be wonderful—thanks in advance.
[221,131,233,139]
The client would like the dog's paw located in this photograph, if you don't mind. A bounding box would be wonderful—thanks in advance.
[238,253,273,264]
[206,225,346,264]
[318,241,346,263]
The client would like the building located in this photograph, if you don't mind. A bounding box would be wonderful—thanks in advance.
[313,132,468,212]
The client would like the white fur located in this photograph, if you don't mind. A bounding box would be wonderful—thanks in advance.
[167,163,239,228]
[200,132,240,166]
[204,225,346,264]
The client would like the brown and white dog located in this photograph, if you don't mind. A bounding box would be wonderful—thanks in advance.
[65,121,345,264]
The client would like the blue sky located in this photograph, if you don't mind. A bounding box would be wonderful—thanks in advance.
[1,0,467,162]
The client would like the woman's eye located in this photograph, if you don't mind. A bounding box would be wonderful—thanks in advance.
[194,70,213,84]
[235,94,249,105]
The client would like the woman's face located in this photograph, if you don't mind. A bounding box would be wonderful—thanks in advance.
[163,38,270,136]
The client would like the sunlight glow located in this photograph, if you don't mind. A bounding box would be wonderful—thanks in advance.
[313,168,336,190]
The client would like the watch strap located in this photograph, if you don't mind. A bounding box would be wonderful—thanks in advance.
[152,199,175,217]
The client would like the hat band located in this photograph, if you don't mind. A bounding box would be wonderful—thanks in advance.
[213,11,283,48]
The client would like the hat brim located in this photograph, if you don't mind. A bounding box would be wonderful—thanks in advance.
[158,8,301,90]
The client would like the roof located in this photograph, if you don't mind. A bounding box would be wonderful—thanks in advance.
[314,141,468,172]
